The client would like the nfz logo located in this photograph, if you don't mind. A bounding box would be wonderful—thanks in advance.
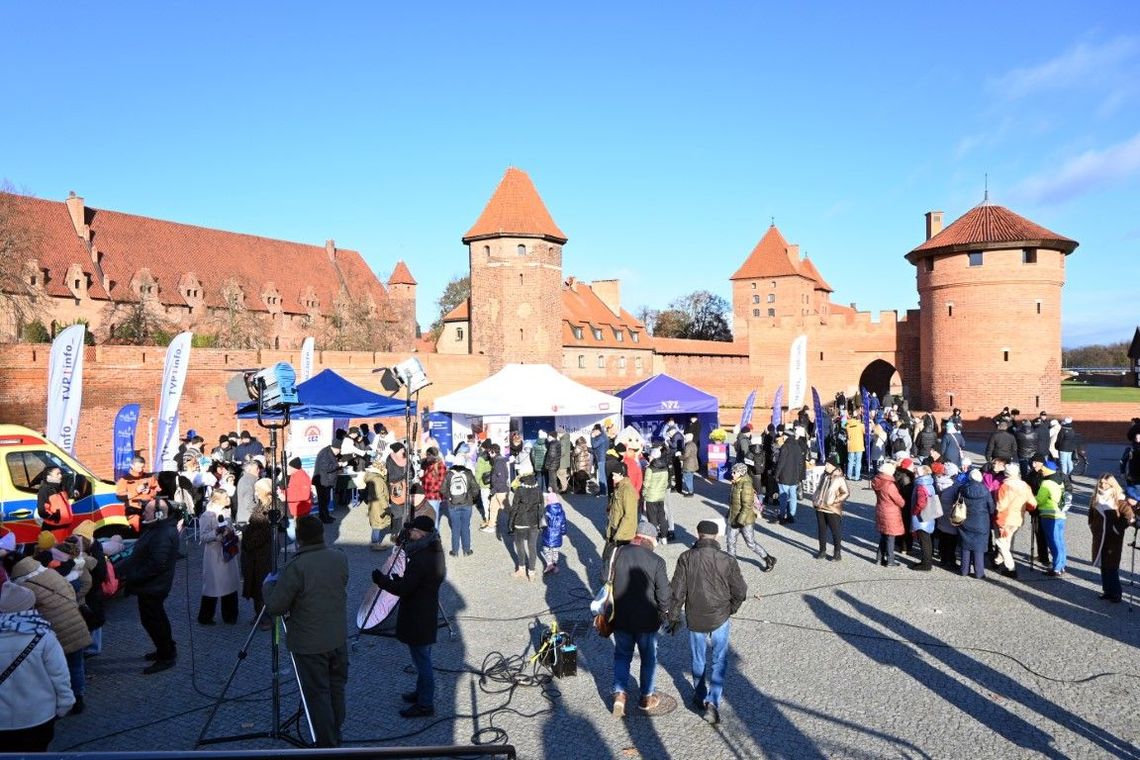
[304,425,321,443]
[660,400,680,410]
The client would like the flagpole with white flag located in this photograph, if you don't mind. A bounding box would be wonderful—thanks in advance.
[788,335,808,410]
[300,336,315,382]
[153,331,193,471]
[45,324,86,455]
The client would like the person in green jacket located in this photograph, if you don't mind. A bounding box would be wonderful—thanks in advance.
[641,451,671,544]
[602,463,639,576]
[726,463,776,571]
[1032,456,1068,576]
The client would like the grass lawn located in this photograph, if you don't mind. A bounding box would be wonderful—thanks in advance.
[1061,381,1140,403]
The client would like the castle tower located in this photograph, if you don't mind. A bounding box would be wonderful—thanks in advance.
[729,224,822,344]
[462,167,567,372]
[907,203,1078,415]
[387,260,417,352]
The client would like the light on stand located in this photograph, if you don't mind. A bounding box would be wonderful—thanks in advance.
[374,358,431,530]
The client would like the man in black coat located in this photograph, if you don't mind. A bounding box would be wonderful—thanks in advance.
[985,422,1019,465]
[373,515,446,718]
[774,433,808,524]
[609,521,671,717]
[1015,420,1038,473]
[542,432,561,494]
[313,440,342,524]
[668,520,747,726]
[122,498,180,674]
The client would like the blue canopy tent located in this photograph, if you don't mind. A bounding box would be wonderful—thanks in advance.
[236,369,414,419]
[615,373,720,469]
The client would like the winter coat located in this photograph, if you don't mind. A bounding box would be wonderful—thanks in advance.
[234,474,256,525]
[845,419,866,453]
[985,430,1019,463]
[509,474,543,529]
[443,466,478,507]
[668,538,747,633]
[0,613,74,728]
[241,500,273,601]
[735,431,751,462]
[10,558,91,654]
[682,441,699,473]
[314,446,341,488]
[623,453,643,494]
[1015,423,1038,460]
[935,474,962,535]
[543,439,562,474]
[745,442,766,476]
[958,481,995,552]
[1123,444,1140,484]
[572,442,593,474]
[472,453,492,491]
[775,437,808,486]
[200,506,241,597]
[607,479,639,543]
[995,479,1035,536]
[915,418,939,457]
[530,439,547,473]
[641,460,670,503]
[890,427,913,457]
[1035,477,1065,520]
[1033,422,1052,462]
[872,473,906,536]
[541,500,566,549]
[940,433,965,469]
[364,464,390,530]
[558,433,573,471]
[285,469,313,518]
[911,474,938,532]
[36,483,72,533]
[490,456,510,494]
[611,542,671,634]
[264,541,348,655]
[1090,494,1134,570]
[728,475,757,528]
[590,433,609,472]
[375,532,446,647]
[812,469,849,515]
[1056,424,1080,453]
[122,516,180,598]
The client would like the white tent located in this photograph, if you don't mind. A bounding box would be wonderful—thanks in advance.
[433,364,622,418]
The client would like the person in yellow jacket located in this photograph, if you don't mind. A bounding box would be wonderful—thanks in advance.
[602,463,638,576]
[994,464,1035,578]
[1031,456,1067,576]
[844,417,866,481]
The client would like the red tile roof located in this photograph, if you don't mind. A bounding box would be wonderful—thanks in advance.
[462,167,568,244]
[442,300,469,322]
[7,193,392,316]
[907,203,1078,260]
[414,335,437,353]
[798,256,833,292]
[653,337,748,357]
[5,194,112,300]
[388,260,417,285]
[730,225,805,280]
[561,278,653,349]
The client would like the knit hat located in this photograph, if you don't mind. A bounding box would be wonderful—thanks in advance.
[930,462,945,476]
[942,462,960,477]
[412,515,436,533]
[696,520,719,536]
[72,521,96,543]
[960,457,973,470]
[55,541,79,559]
[0,582,36,613]
[731,463,749,479]
[879,462,897,475]
[288,457,302,470]
[295,515,324,545]
[636,520,658,539]
[36,531,56,552]
[969,469,983,482]
[899,458,914,470]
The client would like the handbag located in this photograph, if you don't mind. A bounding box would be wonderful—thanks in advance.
[592,548,620,638]
[949,495,967,526]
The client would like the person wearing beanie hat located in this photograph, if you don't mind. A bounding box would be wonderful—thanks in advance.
[607,515,671,717]
[602,463,639,575]
[263,513,348,747]
[958,467,996,579]
[871,462,906,566]
[726,461,776,571]
[507,465,543,580]
[642,450,671,544]
[284,457,313,523]
[71,521,96,544]
[36,531,56,553]
[1031,457,1067,575]
[372,506,446,720]
[667,514,747,726]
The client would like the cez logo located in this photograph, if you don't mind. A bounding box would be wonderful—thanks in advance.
[304,425,321,443]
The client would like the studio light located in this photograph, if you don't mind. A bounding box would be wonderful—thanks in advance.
[244,362,300,412]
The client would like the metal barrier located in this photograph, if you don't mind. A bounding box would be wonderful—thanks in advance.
[0,748,515,760]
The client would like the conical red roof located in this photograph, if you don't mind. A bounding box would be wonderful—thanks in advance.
[799,256,833,292]
[907,203,1077,261]
[462,167,567,243]
[730,225,803,280]
[388,260,416,285]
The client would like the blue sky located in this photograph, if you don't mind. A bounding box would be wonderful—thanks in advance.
[3,3,1138,346]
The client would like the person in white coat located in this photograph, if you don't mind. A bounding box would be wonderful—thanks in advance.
[198,490,241,625]
[0,580,74,751]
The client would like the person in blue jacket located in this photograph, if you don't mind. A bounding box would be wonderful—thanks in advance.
[589,425,610,498]
[540,494,567,574]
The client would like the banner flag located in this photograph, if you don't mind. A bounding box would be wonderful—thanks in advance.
[113,404,141,481]
[739,391,756,430]
[788,335,808,410]
[45,324,86,455]
[860,386,871,470]
[772,385,784,429]
[154,331,193,470]
[300,336,315,382]
[811,387,826,463]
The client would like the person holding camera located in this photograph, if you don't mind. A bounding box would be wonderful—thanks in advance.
[120,498,180,674]
[263,515,349,747]
[198,490,240,625]
[372,515,446,719]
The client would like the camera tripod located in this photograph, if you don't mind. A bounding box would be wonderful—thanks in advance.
[196,390,314,748]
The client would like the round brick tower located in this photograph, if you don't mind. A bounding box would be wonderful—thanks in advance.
[908,202,1078,416]
[463,168,566,372]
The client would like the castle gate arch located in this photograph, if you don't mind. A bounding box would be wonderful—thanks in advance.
[859,359,904,402]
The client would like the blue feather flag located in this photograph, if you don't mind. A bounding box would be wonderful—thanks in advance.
[772,385,784,429]
[811,387,825,463]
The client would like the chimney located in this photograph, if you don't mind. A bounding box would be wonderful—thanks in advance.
[925,211,943,240]
[566,276,578,292]
[590,279,622,317]
[787,243,800,263]
[65,191,88,240]
[325,239,336,262]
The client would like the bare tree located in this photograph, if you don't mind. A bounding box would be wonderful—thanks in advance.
[102,286,175,345]
[0,186,44,342]
[428,274,470,341]
[208,279,265,349]
[322,288,395,352]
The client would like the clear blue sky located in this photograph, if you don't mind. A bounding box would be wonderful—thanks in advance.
[4,3,1138,346]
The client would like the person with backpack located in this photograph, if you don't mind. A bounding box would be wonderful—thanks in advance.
[540,493,567,574]
[443,456,477,558]
[909,465,938,571]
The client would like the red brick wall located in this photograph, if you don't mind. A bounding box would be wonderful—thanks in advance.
[0,345,490,478]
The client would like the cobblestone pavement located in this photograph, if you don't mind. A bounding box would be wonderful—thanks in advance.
[55,441,1140,758]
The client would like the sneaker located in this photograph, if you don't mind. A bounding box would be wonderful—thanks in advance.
[399,704,435,719]
[401,691,419,704]
[612,692,626,718]
[703,702,720,725]
[464,550,474,556]
[143,658,176,675]
[639,694,661,711]
[449,551,458,557]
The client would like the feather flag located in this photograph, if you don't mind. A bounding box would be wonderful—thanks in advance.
[811,387,826,462]
[860,386,871,470]
[739,390,756,430]
[772,385,784,429]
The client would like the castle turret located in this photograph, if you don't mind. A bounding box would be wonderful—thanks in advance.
[387,260,417,352]
[463,167,566,372]
[907,202,1078,414]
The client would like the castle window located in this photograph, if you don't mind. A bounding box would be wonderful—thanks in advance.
[484,245,491,257]
[1003,349,1010,362]
[618,357,626,369]
[519,328,524,341]
[597,355,605,368]
[578,354,585,368]
[635,356,642,369]
[1022,248,1037,264]
[767,308,775,317]
[572,326,583,340]
[592,327,603,340]
[517,244,526,256]
[751,282,757,290]
[752,295,760,304]
[820,352,824,361]
[519,273,524,285]
[1036,300,1042,315]
[74,278,81,289]
[630,331,639,343]
[949,394,954,407]
[456,327,464,341]
[614,329,623,342]
[924,258,934,272]
[770,281,776,289]
[767,294,775,303]
[29,275,37,286]
[752,309,760,317]
[968,251,983,267]
[947,303,954,317]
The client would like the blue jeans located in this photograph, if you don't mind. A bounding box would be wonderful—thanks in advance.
[1058,451,1073,477]
[408,644,434,707]
[778,483,798,518]
[682,471,694,493]
[66,649,85,698]
[612,629,658,696]
[846,452,862,481]
[449,505,472,553]
[427,499,441,523]
[1043,517,1067,572]
[85,627,103,656]
[691,620,730,707]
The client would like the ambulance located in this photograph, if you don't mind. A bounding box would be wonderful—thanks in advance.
[0,425,130,546]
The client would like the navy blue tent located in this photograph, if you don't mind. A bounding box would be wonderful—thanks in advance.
[236,369,413,419]
[615,374,720,467]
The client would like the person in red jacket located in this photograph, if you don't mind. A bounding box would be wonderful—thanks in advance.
[872,462,906,567]
[282,458,313,519]
[36,467,74,541]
